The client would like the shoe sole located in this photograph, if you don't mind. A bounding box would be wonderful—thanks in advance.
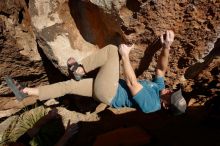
[5,76,27,101]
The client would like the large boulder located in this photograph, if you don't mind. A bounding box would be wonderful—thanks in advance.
[29,0,220,85]
[29,0,99,75]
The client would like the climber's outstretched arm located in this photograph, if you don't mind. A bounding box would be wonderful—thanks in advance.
[156,30,175,77]
[119,44,143,96]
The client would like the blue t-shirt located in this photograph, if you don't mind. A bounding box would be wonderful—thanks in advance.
[111,76,165,113]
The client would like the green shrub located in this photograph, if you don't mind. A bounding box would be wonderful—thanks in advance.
[2,106,65,146]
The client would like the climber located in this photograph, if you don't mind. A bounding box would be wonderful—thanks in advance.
[6,30,186,115]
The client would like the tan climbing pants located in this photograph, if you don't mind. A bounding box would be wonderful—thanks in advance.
[38,45,119,105]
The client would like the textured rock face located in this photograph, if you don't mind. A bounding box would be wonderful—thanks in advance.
[113,0,220,86]
[0,0,220,116]
[0,0,47,97]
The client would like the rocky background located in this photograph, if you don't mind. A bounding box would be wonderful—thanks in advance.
[0,0,220,145]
